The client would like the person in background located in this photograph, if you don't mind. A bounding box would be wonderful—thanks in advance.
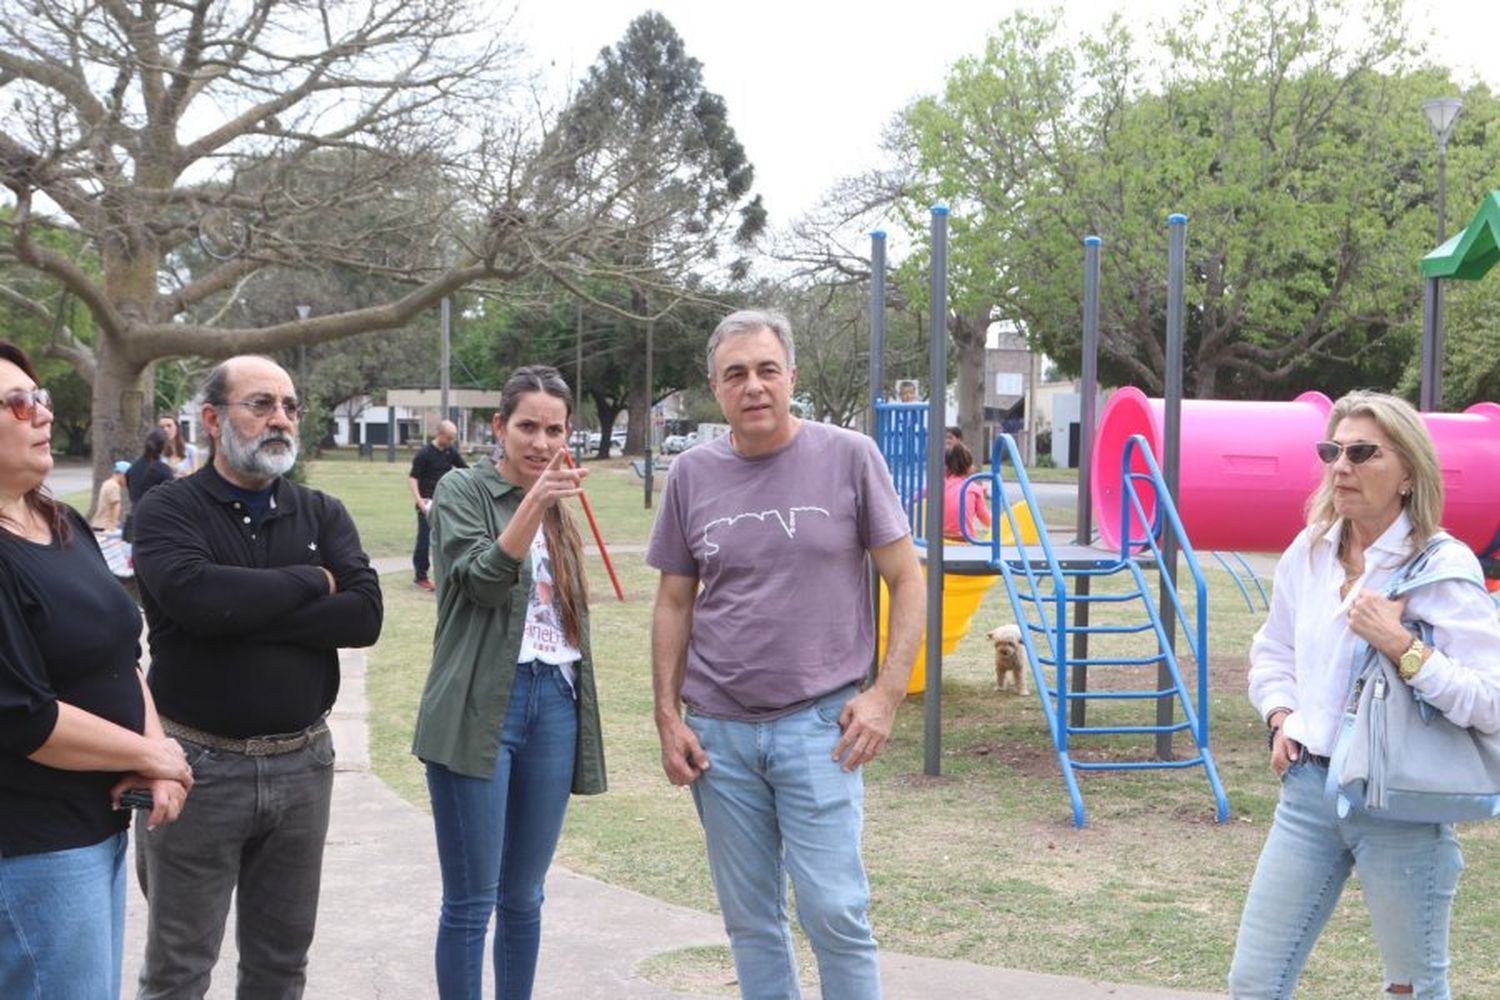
[158,413,199,477]
[1228,391,1500,999]
[0,339,192,1000]
[91,460,131,534]
[942,441,991,542]
[408,419,468,592]
[411,365,606,999]
[123,428,173,542]
[944,425,962,449]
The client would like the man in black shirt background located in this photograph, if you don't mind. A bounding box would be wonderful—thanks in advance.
[407,418,466,591]
[131,355,383,999]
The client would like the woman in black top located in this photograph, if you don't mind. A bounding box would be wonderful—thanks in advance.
[0,341,193,1000]
[123,426,174,542]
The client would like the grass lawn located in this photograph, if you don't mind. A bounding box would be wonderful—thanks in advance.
[223,455,1500,995]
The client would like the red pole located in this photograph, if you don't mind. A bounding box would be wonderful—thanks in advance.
[563,450,625,601]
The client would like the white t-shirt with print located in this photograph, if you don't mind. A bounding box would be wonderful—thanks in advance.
[518,530,580,688]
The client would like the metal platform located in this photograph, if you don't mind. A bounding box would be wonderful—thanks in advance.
[917,540,1141,575]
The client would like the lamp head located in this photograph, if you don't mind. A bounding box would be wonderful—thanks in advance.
[1423,97,1463,149]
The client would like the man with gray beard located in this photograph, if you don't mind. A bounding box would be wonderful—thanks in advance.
[130,355,383,999]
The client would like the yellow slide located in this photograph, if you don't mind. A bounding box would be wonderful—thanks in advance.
[876,503,1039,694]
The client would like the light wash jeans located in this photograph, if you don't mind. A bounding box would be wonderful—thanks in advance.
[426,660,578,1000]
[1228,757,1463,999]
[135,727,336,1000]
[0,830,127,1000]
[686,683,880,1000]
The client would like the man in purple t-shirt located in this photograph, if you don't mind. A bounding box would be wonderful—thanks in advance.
[647,309,924,999]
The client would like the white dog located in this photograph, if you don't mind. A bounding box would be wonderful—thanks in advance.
[985,623,1029,695]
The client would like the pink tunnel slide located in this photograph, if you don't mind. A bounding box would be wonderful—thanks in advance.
[1090,387,1500,554]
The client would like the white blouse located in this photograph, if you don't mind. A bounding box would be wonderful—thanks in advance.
[1248,511,1500,756]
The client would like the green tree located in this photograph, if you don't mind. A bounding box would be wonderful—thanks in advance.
[542,12,764,450]
[0,0,750,490]
[895,0,1489,404]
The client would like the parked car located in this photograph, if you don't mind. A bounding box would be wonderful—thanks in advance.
[662,431,698,454]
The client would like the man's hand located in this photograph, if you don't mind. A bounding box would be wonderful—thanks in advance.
[657,716,710,786]
[833,686,903,772]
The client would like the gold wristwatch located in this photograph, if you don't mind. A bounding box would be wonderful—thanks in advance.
[1398,637,1426,682]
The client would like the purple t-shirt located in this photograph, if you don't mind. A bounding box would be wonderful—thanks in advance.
[646,421,910,720]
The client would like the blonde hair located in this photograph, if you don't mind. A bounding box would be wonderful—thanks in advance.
[1306,391,1442,551]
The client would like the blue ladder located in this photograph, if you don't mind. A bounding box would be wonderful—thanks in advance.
[976,433,1228,827]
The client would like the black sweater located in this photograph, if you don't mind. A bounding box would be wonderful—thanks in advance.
[0,510,144,857]
[131,465,382,738]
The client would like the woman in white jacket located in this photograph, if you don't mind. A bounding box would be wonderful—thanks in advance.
[1229,391,1500,1000]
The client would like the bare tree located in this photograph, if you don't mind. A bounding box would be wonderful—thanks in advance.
[0,0,703,482]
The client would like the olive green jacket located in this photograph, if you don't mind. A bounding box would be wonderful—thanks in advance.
[410,460,606,793]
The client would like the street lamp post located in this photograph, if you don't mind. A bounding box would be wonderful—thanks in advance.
[1420,97,1462,412]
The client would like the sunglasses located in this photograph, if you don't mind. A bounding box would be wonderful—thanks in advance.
[3,387,52,424]
[221,395,305,421]
[1315,440,1381,465]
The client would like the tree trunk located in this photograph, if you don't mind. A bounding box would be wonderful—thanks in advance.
[89,335,154,496]
[590,390,620,459]
[624,382,649,455]
[950,307,991,462]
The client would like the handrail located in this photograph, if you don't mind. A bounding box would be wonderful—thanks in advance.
[1117,434,1211,747]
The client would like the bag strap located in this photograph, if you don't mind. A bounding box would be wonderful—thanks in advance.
[1383,532,1486,598]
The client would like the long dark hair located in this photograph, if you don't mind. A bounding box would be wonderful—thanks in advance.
[498,365,587,648]
[140,427,168,463]
[158,414,186,461]
[0,340,70,543]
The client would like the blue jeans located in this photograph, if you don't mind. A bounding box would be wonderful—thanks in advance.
[1228,758,1464,998]
[0,831,127,1000]
[135,727,336,1000]
[426,661,578,1000]
[686,684,880,1000]
[414,509,432,580]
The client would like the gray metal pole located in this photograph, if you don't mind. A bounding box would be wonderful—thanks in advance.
[575,300,585,461]
[1071,235,1102,728]
[440,296,451,425]
[1421,279,1441,411]
[644,314,654,510]
[1157,214,1186,760]
[870,231,888,685]
[386,404,397,463]
[924,205,948,777]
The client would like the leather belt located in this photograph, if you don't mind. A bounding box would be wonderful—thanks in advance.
[162,716,329,757]
[1303,752,1332,768]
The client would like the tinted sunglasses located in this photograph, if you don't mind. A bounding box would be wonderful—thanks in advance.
[1315,440,1380,465]
[2,387,52,424]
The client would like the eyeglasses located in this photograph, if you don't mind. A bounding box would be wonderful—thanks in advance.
[2,387,52,424]
[1315,441,1381,465]
[220,395,305,421]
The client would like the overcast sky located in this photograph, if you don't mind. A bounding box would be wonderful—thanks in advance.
[514,0,1498,232]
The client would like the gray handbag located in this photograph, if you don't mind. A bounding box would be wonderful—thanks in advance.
[1328,533,1500,824]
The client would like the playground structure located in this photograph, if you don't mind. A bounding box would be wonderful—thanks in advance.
[871,195,1500,827]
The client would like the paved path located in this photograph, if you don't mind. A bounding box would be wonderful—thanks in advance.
[119,632,1224,999]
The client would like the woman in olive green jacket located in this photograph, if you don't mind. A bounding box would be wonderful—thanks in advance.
[411,365,605,1000]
